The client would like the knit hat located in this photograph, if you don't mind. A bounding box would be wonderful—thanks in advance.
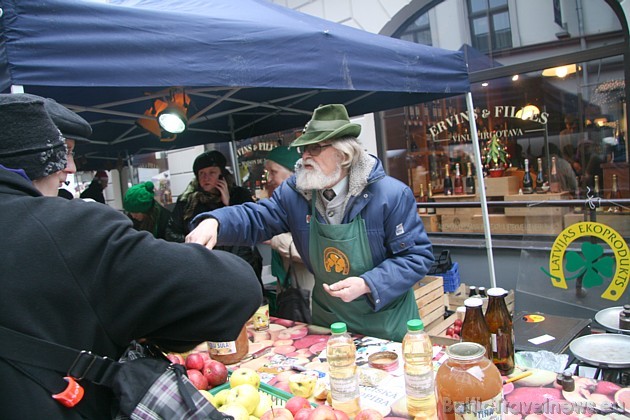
[43,97,92,143]
[193,150,227,177]
[0,93,67,180]
[291,104,361,147]
[266,146,301,172]
[123,181,155,213]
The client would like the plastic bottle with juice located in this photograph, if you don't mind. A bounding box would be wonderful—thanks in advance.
[402,319,437,419]
[327,322,360,418]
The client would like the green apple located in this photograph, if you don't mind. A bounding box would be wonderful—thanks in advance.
[219,403,250,420]
[230,367,261,389]
[199,389,215,406]
[254,392,273,418]
[288,373,316,398]
[213,388,231,408]
[226,384,261,414]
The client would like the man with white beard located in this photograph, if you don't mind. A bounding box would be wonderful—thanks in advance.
[187,104,434,341]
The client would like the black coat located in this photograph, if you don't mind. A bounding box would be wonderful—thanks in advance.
[0,168,262,418]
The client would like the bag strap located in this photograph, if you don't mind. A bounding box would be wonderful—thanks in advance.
[284,241,303,290]
[0,325,120,386]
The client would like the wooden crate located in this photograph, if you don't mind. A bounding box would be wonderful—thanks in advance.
[484,176,520,196]
[504,192,572,217]
[427,313,458,338]
[419,214,441,232]
[413,275,446,326]
[564,213,630,236]
[432,193,478,216]
[445,283,515,314]
[523,216,564,235]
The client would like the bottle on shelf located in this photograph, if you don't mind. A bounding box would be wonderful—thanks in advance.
[461,298,493,359]
[435,342,503,420]
[522,158,534,194]
[427,186,436,215]
[327,322,361,418]
[619,304,630,330]
[468,286,477,297]
[550,156,561,193]
[477,287,487,298]
[610,174,621,213]
[443,164,453,196]
[418,183,427,214]
[402,319,437,419]
[535,157,547,193]
[484,287,515,375]
[453,163,464,195]
[593,175,602,212]
[465,162,475,195]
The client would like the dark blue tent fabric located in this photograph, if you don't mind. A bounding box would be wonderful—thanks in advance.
[0,0,470,167]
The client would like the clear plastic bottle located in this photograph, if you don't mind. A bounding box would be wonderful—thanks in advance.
[402,319,437,419]
[327,322,360,418]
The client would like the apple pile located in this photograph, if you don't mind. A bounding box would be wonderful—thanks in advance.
[166,351,228,391]
[444,318,463,339]
[265,399,384,420]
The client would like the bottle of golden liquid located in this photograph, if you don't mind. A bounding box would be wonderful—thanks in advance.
[484,287,515,375]
[402,319,437,419]
[327,322,360,418]
[461,298,493,359]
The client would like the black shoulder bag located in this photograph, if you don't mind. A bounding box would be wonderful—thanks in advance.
[275,243,312,324]
[0,326,224,419]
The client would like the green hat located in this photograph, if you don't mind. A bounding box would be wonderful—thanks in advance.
[123,181,155,213]
[290,104,361,147]
[266,146,301,172]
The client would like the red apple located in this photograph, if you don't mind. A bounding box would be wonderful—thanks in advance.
[285,396,312,416]
[166,353,185,365]
[354,408,383,420]
[186,353,205,371]
[198,351,211,364]
[187,369,209,390]
[203,359,229,387]
[332,408,349,420]
[260,407,294,420]
[294,407,314,420]
[307,405,337,420]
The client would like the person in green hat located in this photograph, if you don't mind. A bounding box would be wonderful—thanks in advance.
[186,104,434,342]
[123,181,172,239]
[264,146,315,318]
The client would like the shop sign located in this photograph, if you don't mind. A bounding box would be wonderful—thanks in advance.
[428,105,549,144]
[541,222,629,301]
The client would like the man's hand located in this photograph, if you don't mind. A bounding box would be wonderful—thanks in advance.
[185,218,219,250]
[323,277,370,302]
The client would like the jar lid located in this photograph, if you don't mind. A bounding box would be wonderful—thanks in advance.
[446,342,486,360]
[464,297,484,307]
[487,287,507,297]
[368,351,399,371]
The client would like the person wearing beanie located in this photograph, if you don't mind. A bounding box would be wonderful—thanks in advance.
[186,104,434,342]
[264,146,315,317]
[41,97,93,199]
[166,149,264,290]
[0,93,262,418]
[123,181,172,239]
[80,170,109,203]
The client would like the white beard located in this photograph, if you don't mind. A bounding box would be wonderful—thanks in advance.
[295,159,342,191]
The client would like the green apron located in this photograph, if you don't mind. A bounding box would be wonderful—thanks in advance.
[308,196,419,342]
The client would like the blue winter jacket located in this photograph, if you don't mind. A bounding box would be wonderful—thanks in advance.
[193,155,434,312]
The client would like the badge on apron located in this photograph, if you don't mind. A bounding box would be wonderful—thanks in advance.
[324,247,350,275]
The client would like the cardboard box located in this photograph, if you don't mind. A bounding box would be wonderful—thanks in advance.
[523,216,564,235]
[445,283,515,314]
[504,192,572,217]
[413,275,446,326]
[483,176,520,196]
[432,193,478,216]
[419,214,441,232]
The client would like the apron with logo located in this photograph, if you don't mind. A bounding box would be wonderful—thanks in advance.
[308,197,419,342]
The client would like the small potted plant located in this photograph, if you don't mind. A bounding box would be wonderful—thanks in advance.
[483,133,510,177]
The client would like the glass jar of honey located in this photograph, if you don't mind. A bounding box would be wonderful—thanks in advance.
[436,342,503,420]
[207,324,249,365]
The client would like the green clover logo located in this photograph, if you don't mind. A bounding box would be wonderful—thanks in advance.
[564,242,615,288]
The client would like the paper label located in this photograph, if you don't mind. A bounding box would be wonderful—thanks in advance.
[208,340,237,355]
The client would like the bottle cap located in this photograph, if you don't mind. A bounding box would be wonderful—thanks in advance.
[487,287,507,297]
[464,297,484,307]
[407,319,424,331]
[330,322,347,334]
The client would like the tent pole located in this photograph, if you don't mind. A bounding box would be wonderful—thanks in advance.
[228,114,242,186]
[466,92,497,288]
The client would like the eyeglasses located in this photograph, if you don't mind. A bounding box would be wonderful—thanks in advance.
[296,143,333,157]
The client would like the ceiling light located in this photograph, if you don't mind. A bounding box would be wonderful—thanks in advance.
[542,64,577,78]
[482,82,489,87]
[512,75,519,81]
[137,90,190,140]
[515,104,540,120]
[158,106,187,134]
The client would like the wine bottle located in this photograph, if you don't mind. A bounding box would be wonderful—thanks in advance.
[418,183,427,214]
[535,157,547,193]
[453,163,464,195]
[427,186,436,215]
[465,162,475,194]
[611,174,621,213]
[443,164,453,196]
[550,156,560,193]
[522,159,534,194]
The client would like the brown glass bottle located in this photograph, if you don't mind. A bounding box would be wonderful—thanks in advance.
[418,183,427,214]
[484,288,515,375]
[550,156,560,193]
[461,298,493,359]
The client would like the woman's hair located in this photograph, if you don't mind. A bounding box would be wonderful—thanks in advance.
[331,137,364,169]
